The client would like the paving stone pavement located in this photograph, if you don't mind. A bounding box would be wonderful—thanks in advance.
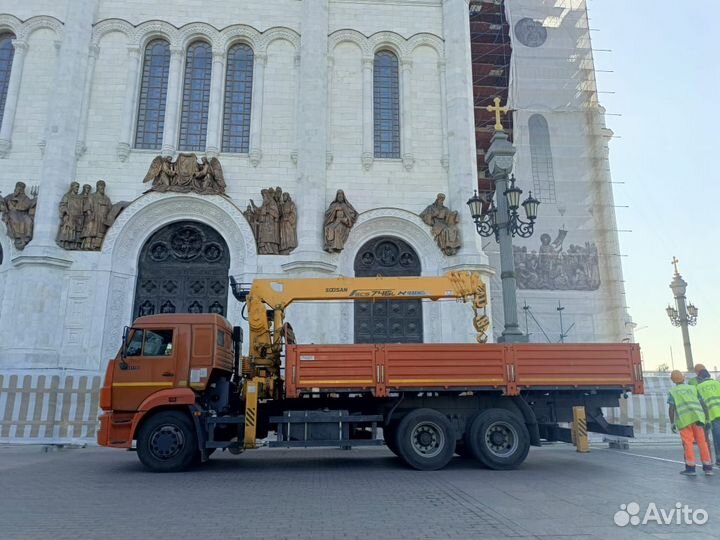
[0,443,718,540]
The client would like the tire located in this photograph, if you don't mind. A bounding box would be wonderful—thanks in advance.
[466,409,530,470]
[384,423,401,457]
[395,409,455,471]
[136,410,198,472]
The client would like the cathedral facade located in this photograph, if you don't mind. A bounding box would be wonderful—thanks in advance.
[0,1,630,439]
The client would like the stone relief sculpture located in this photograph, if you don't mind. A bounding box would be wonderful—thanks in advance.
[143,154,226,195]
[420,193,461,256]
[56,181,84,249]
[279,192,298,255]
[56,180,129,251]
[244,187,297,255]
[514,229,601,290]
[323,189,358,253]
[0,181,37,250]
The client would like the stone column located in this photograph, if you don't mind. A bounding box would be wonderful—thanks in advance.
[161,47,184,157]
[117,46,141,161]
[75,44,100,158]
[439,0,494,342]
[0,39,28,158]
[248,52,266,166]
[205,50,226,156]
[400,58,414,171]
[284,0,334,273]
[0,0,100,366]
[438,60,449,170]
[441,0,487,262]
[361,56,373,170]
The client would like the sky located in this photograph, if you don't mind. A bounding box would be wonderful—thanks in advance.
[587,0,720,370]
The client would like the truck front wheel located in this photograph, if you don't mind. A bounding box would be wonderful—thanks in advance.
[466,409,530,470]
[136,410,198,472]
[396,409,455,471]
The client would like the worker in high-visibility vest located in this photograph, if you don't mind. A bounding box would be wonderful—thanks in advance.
[667,370,713,476]
[696,369,720,467]
[688,363,706,386]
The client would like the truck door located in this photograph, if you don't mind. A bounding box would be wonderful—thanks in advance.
[111,327,178,411]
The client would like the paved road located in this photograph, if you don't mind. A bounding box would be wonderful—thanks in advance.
[1,443,718,540]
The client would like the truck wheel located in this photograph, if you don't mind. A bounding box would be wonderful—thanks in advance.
[136,410,198,472]
[383,423,401,457]
[396,409,455,471]
[466,409,530,470]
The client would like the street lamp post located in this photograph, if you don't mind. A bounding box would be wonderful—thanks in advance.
[466,99,539,343]
[665,256,698,371]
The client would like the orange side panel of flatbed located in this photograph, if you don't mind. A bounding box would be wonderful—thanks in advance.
[284,343,643,398]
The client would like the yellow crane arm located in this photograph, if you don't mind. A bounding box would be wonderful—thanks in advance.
[241,272,489,363]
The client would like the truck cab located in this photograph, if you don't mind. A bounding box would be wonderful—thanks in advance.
[98,314,239,452]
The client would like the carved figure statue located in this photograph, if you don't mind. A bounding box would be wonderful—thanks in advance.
[144,154,226,195]
[323,190,358,253]
[279,192,298,255]
[56,181,84,249]
[257,189,280,254]
[513,230,601,291]
[244,187,297,255]
[80,181,112,250]
[0,182,37,250]
[439,211,461,256]
[420,193,461,256]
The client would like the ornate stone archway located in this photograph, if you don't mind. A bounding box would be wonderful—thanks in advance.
[99,192,257,360]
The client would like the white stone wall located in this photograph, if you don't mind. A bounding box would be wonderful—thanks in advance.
[0,0,630,370]
[0,1,494,370]
[497,0,631,343]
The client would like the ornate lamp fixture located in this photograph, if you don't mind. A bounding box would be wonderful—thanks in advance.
[467,175,539,241]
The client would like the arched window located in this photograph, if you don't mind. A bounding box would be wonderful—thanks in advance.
[0,33,16,128]
[528,114,556,203]
[135,39,171,150]
[373,50,400,159]
[222,43,254,154]
[179,41,212,151]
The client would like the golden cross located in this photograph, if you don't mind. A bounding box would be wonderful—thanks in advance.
[487,97,509,131]
[671,256,680,275]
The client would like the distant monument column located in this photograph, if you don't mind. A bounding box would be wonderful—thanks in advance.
[0,0,99,366]
[666,258,698,372]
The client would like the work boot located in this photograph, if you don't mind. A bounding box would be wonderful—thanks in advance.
[703,465,714,476]
[680,466,697,476]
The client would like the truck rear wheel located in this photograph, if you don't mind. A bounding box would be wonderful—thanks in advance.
[466,409,530,470]
[396,409,455,471]
[136,410,198,472]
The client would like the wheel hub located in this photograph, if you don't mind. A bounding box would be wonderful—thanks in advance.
[149,425,185,460]
[411,422,445,458]
[485,421,518,458]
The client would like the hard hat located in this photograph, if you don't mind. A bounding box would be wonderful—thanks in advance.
[670,370,685,384]
[694,363,706,374]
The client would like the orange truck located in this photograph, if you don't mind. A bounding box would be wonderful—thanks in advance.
[98,272,642,472]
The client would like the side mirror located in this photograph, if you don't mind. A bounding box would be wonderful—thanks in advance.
[120,326,129,368]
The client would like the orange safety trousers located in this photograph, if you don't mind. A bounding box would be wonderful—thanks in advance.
[680,424,712,467]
